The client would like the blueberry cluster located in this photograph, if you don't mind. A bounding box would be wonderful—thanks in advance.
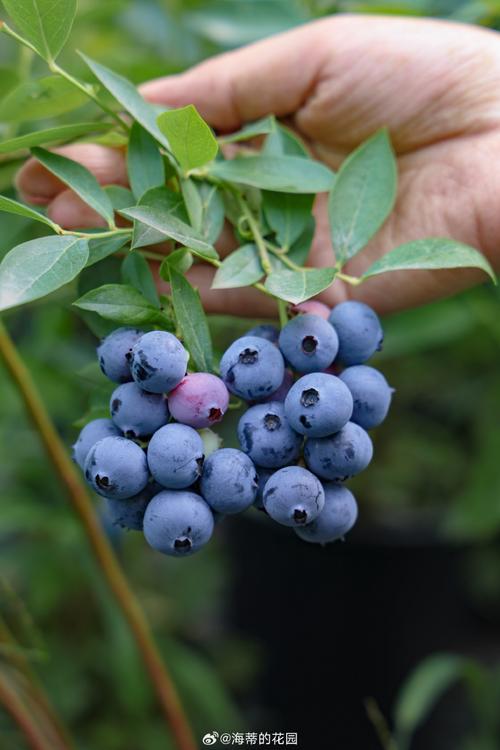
[73,300,393,557]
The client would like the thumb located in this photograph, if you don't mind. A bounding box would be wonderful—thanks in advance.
[139,21,327,131]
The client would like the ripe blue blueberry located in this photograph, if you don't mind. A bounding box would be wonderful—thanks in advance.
[263,466,325,527]
[200,448,258,514]
[279,314,339,373]
[130,331,188,393]
[110,382,169,438]
[284,372,353,437]
[73,418,121,469]
[328,301,383,365]
[168,373,229,428]
[339,365,394,430]
[84,436,149,499]
[254,467,274,510]
[304,421,373,481]
[97,327,143,383]
[295,483,358,544]
[147,423,204,489]
[245,324,280,344]
[143,490,214,556]
[220,336,285,401]
[105,482,161,531]
[237,401,302,469]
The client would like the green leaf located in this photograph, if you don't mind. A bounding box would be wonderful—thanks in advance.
[0,122,112,155]
[157,105,218,173]
[0,76,87,122]
[212,244,263,289]
[197,182,225,244]
[121,252,160,307]
[104,186,135,211]
[0,194,60,231]
[208,155,334,193]
[0,66,19,99]
[159,248,193,279]
[2,0,77,62]
[263,123,309,157]
[264,267,337,304]
[121,205,219,261]
[328,129,397,264]
[86,235,129,267]
[263,191,313,249]
[0,236,88,311]
[79,53,170,150]
[362,238,496,282]
[288,215,316,266]
[31,147,115,227]
[74,284,164,325]
[131,186,188,249]
[127,122,165,200]
[180,177,203,231]
[394,654,467,748]
[219,115,276,144]
[169,267,213,372]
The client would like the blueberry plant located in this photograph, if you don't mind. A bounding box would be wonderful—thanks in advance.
[0,2,497,749]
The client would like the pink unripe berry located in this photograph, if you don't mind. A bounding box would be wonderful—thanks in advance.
[290,300,331,319]
[168,373,229,428]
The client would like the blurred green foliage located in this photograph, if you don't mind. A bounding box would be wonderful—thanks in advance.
[2,1,500,749]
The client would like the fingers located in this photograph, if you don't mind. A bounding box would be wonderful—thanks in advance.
[47,190,107,229]
[16,144,127,205]
[140,21,328,131]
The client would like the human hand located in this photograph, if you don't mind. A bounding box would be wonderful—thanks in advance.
[16,15,500,316]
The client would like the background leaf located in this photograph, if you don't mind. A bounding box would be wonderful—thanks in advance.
[0,195,60,231]
[263,191,313,249]
[208,155,335,193]
[121,205,218,260]
[121,251,160,307]
[0,76,87,122]
[131,186,188,249]
[127,122,165,200]
[197,182,225,244]
[169,267,213,372]
[79,53,170,150]
[2,0,77,61]
[85,235,129,267]
[362,238,496,281]
[74,284,165,325]
[0,236,88,311]
[159,248,193,278]
[218,115,275,144]
[264,267,337,304]
[0,122,112,155]
[328,129,397,264]
[212,244,262,289]
[31,147,115,227]
[157,105,218,172]
[263,123,309,157]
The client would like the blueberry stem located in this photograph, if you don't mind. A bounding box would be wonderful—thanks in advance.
[236,194,273,275]
[0,673,55,750]
[0,321,197,750]
[337,272,363,286]
[278,299,288,328]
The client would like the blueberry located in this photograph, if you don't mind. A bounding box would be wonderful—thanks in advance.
[237,401,302,469]
[110,382,169,438]
[254,467,274,510]
[284,372,353,437]
[131,331,189,393]
[328,301,383,365]
[295,483,358,544]
[304,421,373,481]
[245,324,280,344]
[339,365,394,430]
[220,335,285,401]
[84,436,149,500]
[97,327,143,383]
[259,369,294,404]
[147,423,204,489]
[279,314,339,373]
[290,300,330,319]
[105,482,161,531]
[200,448,258,514]
[168,373,229,428]
[143,490,214,556]
[72,418,121,469]
[263,466,325,527]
